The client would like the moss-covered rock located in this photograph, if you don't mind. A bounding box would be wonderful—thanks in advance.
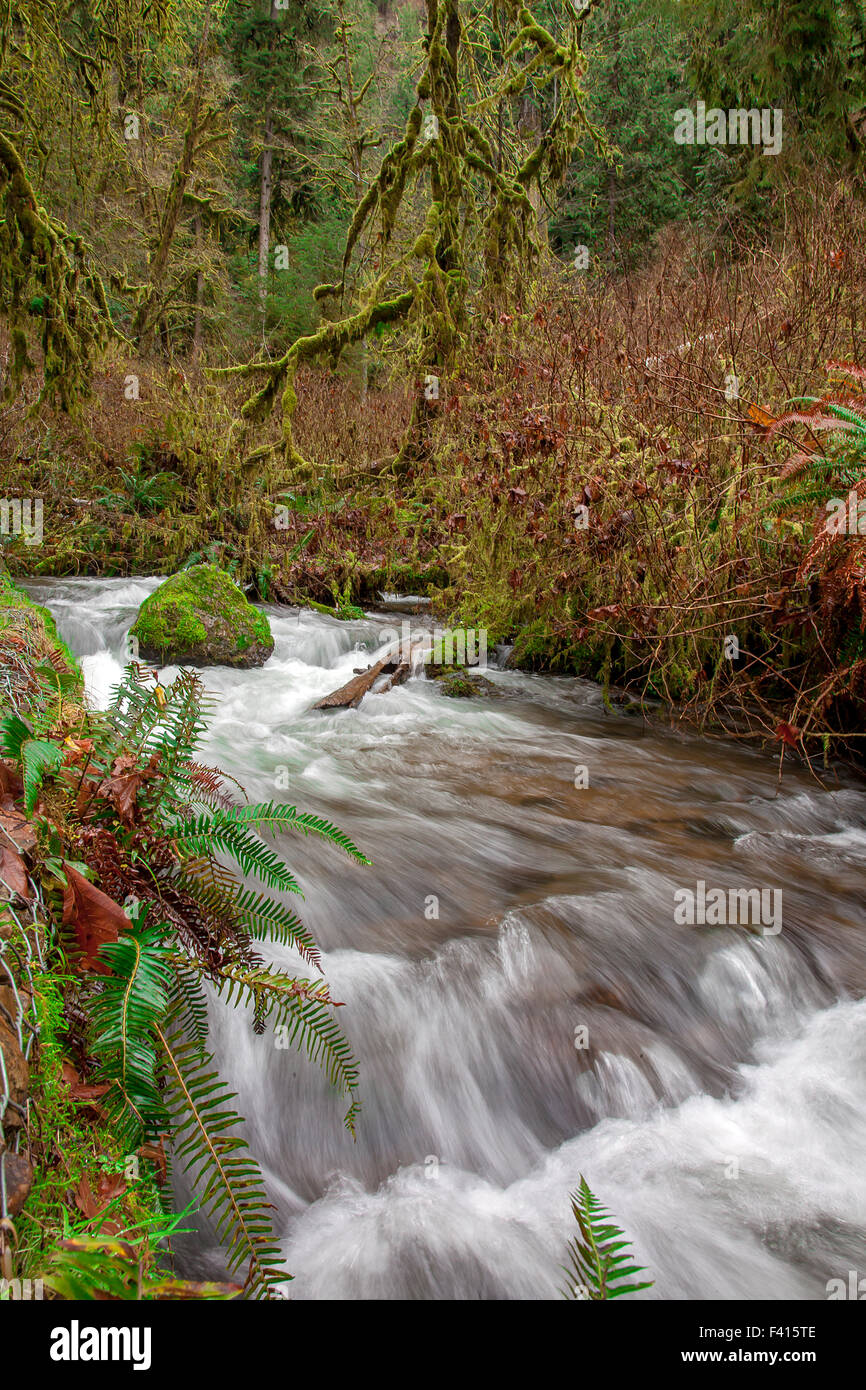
[0,573,83,703]
[129,565,274,669]
[435,670,501,698]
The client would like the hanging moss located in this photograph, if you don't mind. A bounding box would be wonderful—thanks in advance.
[221,0,609,476]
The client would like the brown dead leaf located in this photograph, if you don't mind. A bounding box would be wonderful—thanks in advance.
[0,793,37,855]
[74,1173,127,1225]
[138,1140,168,1186]
[62,738,93,768]
[72,1080,111,1103]
[0,760,23,798]
[97,752,160,825]
[0,841,30,900]
[60,1059,110,1104]
[61,862,128,972]
[95,1173,128,1208]
[74,1176,99,1220]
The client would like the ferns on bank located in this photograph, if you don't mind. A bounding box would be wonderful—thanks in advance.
[770,391,866,517]
[4,664,368,1298]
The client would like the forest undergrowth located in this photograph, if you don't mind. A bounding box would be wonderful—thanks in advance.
[2,174,866,761]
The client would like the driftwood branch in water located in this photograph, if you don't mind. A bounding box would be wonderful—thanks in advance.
[312,642,422,709]
[313,658,389,709]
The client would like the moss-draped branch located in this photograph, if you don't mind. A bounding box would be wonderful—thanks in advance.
[224,0,606,473]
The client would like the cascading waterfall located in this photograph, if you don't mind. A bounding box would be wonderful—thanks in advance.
[27,576,866,1300]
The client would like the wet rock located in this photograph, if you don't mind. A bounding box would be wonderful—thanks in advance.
[435,671,502,698]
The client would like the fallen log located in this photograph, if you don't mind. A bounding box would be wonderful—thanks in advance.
[313,658,389,709]
[313,641,424,709]
[381,661,411,693]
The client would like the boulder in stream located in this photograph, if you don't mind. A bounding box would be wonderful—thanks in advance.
[435,670,501,698]
[130,564,274,669]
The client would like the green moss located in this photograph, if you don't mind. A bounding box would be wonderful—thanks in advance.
[435,670,500,698]
[129,564,274,668]
[0,572,82,685]
[16,964,164,1285]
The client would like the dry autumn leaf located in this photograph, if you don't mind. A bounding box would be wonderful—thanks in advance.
[0,841,30,900]
[61,862,128,972]
[61,1062,111,1104]
[97,751,160,825]
[0,760,23,798]
[0,792,37,855]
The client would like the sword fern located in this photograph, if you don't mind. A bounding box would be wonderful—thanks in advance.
[19,663,370,1298]
[562,1177,653,1301]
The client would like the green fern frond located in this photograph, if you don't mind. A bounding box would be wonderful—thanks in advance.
[21,738,64,814]
[232,889,322,965]
[179,868,322,967]
[169,961,211,1045]
[814,401,866,433]
[61,663,369,1292]
[251,804,371,865]
[0,712,32,760]
[562,1177,653,1301]
[89,926,174,1144]
[156,1028,291,1298]
[167,810,303,894]
[175,956,359,1129]
[767,480,831,516]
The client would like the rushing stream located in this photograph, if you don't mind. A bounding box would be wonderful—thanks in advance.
[26,576,866,1300]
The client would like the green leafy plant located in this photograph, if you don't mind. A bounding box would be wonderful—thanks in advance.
[96,469,180,516]
[2,664,368,1298]
[562,1177,653,1301]
[770,366,866,515]
[0,714,64,812]
[43,1208,240,1301]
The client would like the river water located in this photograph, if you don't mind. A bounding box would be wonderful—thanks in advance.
[26,576,866,1300]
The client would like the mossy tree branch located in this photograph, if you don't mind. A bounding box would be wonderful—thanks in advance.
[225,0,607,476]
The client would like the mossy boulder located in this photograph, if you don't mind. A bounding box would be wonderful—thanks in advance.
[0,573,83,709]
[130,565,274,669]
[435,670,501,698]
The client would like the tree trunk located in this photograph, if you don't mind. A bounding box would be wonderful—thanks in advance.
[606,0,620,262]
[258,105,274,338]
[257,0,280,340]
[132,7,212,345]
[606,164,616,258]
[192,211,204,364]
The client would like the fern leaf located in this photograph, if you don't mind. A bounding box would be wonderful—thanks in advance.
[179,867,322,967]
[169,961,211,1045]
[205,802,370,866]
[156,1029,290,1298]
[89,926,174,1144]
[168,811,303,893]
[22,738,64,814]
[562,1176,653,1301]
[175,956,359,1130]
[0,713,32,760]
